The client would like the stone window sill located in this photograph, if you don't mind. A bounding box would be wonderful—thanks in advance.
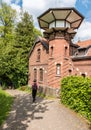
[55,75,61,77]
[38,81,43,84]
[36,60,40,62]
[49,57,54,60]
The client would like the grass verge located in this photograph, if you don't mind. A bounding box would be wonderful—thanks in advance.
[18,85,32,93]
[0,88,13,126]
[18,86,55,99]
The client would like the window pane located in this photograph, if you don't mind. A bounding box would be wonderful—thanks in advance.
[49,21,55,28]
[56,64,61,75]
[40,69,43,81]
[34,69,37,80]
[64,46,67,57]
[50,46,53,57]
[37,49,41,61]
[56,20,64,27]
[66,21,70,28]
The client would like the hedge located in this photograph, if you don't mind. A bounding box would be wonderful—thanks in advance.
[61,76,91,122]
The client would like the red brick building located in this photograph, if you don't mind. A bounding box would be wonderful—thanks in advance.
[28,8,91,95]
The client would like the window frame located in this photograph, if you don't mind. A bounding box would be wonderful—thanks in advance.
[64,46,68,57]
[50,46,53,57]
[56,64,61,76]
[37,48,41,62]
[81,73,86,77]
[34,68,37,80]
[39,68,43,81]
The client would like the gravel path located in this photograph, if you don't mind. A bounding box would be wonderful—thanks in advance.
[0,89,90,130]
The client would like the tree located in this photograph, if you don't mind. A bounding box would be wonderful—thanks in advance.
[0,3,42,87]
[0,3,16,87]
[33,28,42,37]
[0,3,16,42]
[14,11,36,86]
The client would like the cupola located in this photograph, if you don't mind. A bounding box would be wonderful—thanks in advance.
[38,8,84,30]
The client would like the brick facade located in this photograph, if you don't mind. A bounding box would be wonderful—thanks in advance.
[28,8,91,96]
[29,41,48,87]
[29,32,91,90]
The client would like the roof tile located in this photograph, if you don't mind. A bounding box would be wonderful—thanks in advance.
[77,39,91,47]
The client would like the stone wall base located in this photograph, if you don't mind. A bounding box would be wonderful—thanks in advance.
[39,86,60,98]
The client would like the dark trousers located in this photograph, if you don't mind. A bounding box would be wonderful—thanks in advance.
[32,89,37,102]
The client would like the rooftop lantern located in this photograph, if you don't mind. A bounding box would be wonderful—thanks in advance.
[38,8,84,30]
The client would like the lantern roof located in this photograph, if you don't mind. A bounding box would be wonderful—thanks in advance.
[37,8,84,30]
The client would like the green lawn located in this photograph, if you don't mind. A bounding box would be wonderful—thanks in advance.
[0,88,13,126]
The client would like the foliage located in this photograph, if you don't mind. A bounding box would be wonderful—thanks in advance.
[0,3,16,42]
[0,3,17,87]
[0,88,13,125]
[18,85,31,93]
[18,86,54,99]
[0,3,42,87]
[33,28,42,37]
[13,11,35,86]
[61,76,91,122]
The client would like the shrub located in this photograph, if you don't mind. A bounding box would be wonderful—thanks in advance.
[0,89,13,125]
[18,85,31,93]
[61,76,91,122]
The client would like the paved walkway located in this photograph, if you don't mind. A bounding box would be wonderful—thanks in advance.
[0,89,90,130]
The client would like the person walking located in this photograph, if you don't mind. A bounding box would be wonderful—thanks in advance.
[32,79,38,102]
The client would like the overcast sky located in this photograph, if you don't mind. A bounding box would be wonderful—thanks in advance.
[2,0,91,43]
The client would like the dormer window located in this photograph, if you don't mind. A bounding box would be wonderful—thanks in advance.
[37,49,41,62]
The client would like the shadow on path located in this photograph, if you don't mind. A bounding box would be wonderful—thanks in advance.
[0,90,54,130]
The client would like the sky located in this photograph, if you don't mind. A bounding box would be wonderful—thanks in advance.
[1,0,91,43]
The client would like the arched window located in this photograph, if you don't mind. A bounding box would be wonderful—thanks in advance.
[56,64,61,75]
[81,73,86,77]
[50,46,53,57]
[34,68,37,80]
[64,46,68,57]
[40,68,43,81]
[37,49,41,61]
[68,69,72,75]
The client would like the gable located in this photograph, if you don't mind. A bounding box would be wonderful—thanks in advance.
[86,47,91,56]
[72,39,91,58]
[29,36,49,58]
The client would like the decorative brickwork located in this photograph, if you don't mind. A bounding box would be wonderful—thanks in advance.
[28,8,91,96]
